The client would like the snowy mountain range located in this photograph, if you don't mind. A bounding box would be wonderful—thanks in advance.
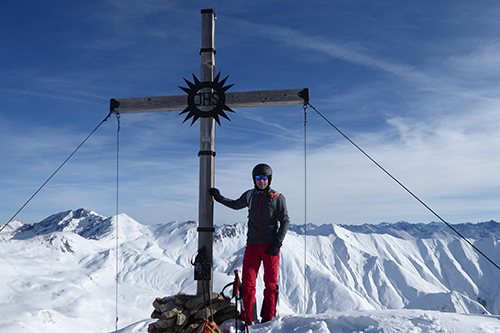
[1,208,500,332]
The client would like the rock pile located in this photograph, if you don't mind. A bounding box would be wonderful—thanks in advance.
[148,292,237,333]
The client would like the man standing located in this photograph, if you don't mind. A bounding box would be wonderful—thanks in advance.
[209,163,290,324]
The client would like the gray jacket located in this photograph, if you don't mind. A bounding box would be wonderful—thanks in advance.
[215,188,290,247]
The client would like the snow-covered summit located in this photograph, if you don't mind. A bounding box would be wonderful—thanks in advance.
[11,208,109,240]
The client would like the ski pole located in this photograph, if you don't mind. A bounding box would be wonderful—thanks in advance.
[234,270,250,333]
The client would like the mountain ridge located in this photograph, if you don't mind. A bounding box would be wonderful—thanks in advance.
[8,208,500,242]
[1,208,500,332]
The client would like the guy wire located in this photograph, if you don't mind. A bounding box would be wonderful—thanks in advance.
[303,103,308,315]
[307,102,500,273]
[0,111,114,234]
[115,112,121,332]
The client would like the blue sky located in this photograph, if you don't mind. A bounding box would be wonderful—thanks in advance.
[2,1,500,226]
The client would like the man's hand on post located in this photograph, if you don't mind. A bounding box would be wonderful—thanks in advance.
[208,187,223,202]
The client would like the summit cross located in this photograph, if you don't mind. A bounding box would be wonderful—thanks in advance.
[110,9,308,295]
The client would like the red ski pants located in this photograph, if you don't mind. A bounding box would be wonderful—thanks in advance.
[242,243,280,323]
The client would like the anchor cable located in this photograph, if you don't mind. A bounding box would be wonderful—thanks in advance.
[0,111,114,234]
[307,102,500,272]
[303,103,308,315]
[114,112,121,332]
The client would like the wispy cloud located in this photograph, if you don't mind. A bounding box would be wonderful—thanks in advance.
[232,20,433,86]
[0,88,104,107]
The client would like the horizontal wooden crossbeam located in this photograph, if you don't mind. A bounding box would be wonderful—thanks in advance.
[110,88,308,114]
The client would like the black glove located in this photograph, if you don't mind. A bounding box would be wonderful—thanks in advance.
[208,187,223,201]
[265,243,281,256]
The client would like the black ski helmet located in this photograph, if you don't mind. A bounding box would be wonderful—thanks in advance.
[252,163,273,188]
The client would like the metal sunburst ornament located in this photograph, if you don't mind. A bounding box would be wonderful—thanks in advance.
[179,73,235,126]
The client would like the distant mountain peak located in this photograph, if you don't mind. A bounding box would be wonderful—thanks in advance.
[11,208,111,240]
[213,221,246,242]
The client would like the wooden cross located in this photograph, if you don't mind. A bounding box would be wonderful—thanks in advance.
[110,9,308,295]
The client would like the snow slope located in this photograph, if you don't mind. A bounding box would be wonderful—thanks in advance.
[1,209,500,332]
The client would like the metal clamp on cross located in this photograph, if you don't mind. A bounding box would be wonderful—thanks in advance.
[109,8,309,296]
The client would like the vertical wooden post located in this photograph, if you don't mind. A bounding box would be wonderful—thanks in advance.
[197,8,216,296]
